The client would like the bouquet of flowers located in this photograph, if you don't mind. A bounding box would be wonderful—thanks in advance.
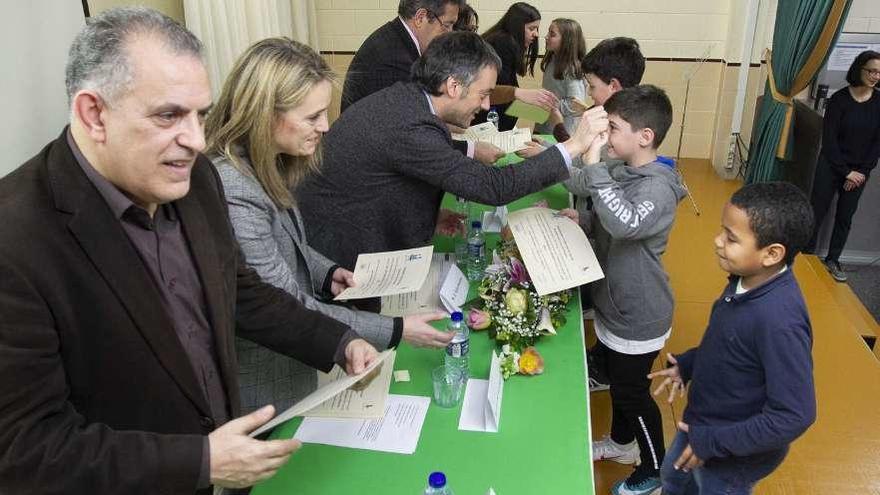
[467,229,571,379]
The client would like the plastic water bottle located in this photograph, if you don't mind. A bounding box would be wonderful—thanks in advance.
[487,108,500,130]
[445,312,469,376]
[466,220,486,281]
[424,471,454,494]
[452,196,469,267]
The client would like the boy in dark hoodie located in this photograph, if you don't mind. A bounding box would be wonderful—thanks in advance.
[561,84,686,495]
[650,182,817,494]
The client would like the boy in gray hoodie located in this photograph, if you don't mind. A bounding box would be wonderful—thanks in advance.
[561,84,686,495]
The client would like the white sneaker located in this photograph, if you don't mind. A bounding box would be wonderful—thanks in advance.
[592,436,640,465]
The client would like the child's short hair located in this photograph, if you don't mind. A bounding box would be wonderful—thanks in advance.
[730,182,814,266]
[580,37,645,88]
[604,84,672,148]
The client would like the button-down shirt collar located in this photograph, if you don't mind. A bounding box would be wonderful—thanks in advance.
[399,17,421,55]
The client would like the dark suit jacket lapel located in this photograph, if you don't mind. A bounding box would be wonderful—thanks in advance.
[390,18,420,62]
[50,132,212,418]
[175,161,237,413]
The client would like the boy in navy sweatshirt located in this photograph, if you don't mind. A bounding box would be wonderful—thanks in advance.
[650,182,817,494]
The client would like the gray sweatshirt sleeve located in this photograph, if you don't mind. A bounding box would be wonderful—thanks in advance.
[581,163,679,241]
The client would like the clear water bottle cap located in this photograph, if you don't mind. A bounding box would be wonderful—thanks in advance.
[450,311,463,322]
[428,471,447,488]
[471,220,482,229]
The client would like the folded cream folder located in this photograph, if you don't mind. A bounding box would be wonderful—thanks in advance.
[458,351,504,433]
[249,350,394,438]
[304,350,396,419]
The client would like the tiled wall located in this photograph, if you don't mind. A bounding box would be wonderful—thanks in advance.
[317,0,730,59]
[844,0,880,32]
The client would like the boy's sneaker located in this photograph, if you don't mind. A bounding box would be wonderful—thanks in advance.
[610,476,661,495]
[592,436,640,465]
[587,351,610,392]
[823,259,847,282]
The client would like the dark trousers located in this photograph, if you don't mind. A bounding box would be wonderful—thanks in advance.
[809,155,867,262]
[660,431,784,495]
[594,341,665,477]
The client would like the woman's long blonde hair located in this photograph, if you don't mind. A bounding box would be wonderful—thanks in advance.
[206,37,337,209]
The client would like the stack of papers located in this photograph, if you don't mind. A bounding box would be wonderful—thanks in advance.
[452,123,532,154]
[294,394,430,455]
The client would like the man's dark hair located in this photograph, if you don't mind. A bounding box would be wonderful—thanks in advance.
[604,84,673,148]
[845,49,880,86]
[398,0,465,20]
[730,182,814,266]
[581,37,645,88]
[411,31,501,95]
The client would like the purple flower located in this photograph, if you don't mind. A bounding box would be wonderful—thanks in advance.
[509,257,530,285]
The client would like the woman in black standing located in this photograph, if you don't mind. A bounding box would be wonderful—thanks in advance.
[478,2,543,131]
[810,50,880,282]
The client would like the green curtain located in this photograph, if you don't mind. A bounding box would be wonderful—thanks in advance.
[746,0,852,183]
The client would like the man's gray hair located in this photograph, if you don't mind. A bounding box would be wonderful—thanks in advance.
[65,6,203,103]
[398,0,465,20]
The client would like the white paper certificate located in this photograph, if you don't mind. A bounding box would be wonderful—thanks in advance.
[380,253,453,316]
[294,395,430,455]
[335,245,434,300]
[507,207,605,295]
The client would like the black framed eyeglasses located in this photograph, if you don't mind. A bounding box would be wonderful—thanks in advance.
[861,67,880,77]
[426,10,455,32]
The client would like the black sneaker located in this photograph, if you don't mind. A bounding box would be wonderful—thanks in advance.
[587,350,610,392]
[823,259,848,282]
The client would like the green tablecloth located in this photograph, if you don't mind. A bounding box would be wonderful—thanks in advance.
[252,151,594,495]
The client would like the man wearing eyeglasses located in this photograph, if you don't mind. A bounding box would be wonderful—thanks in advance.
[340,0,462,114]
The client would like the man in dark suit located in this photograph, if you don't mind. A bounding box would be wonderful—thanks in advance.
[340,0,462,113]
[0,8,377,495]
[297,32,607,270]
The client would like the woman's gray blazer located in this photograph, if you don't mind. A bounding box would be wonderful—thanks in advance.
[212,153,396,413]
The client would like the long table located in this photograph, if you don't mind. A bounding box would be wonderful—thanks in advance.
[252,153,594,495]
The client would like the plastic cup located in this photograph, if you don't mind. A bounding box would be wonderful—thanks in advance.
[432,365,465,408]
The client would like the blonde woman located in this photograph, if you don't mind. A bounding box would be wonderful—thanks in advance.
[206,37,451,413]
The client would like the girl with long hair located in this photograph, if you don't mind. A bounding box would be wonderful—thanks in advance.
[535,18,587,135]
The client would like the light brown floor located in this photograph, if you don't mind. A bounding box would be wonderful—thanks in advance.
[589,159,880,494]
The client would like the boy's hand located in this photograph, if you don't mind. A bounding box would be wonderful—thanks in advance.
[563,106,608,158]
[673,422,705,472]
[647,353,685,403]
[584,131,608,165]
[548,107,564,127]
[556,208,579,223]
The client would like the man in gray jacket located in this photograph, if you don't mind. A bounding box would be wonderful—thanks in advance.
[297,31,605,271]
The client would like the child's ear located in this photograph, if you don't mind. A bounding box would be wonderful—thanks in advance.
[639,127,655,148]
[761,243,786,267]
[609,78,623,93]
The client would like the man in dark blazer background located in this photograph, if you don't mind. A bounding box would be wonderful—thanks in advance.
[297,32,608,271]
[0,8,378,495]
[340,0,462,113]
